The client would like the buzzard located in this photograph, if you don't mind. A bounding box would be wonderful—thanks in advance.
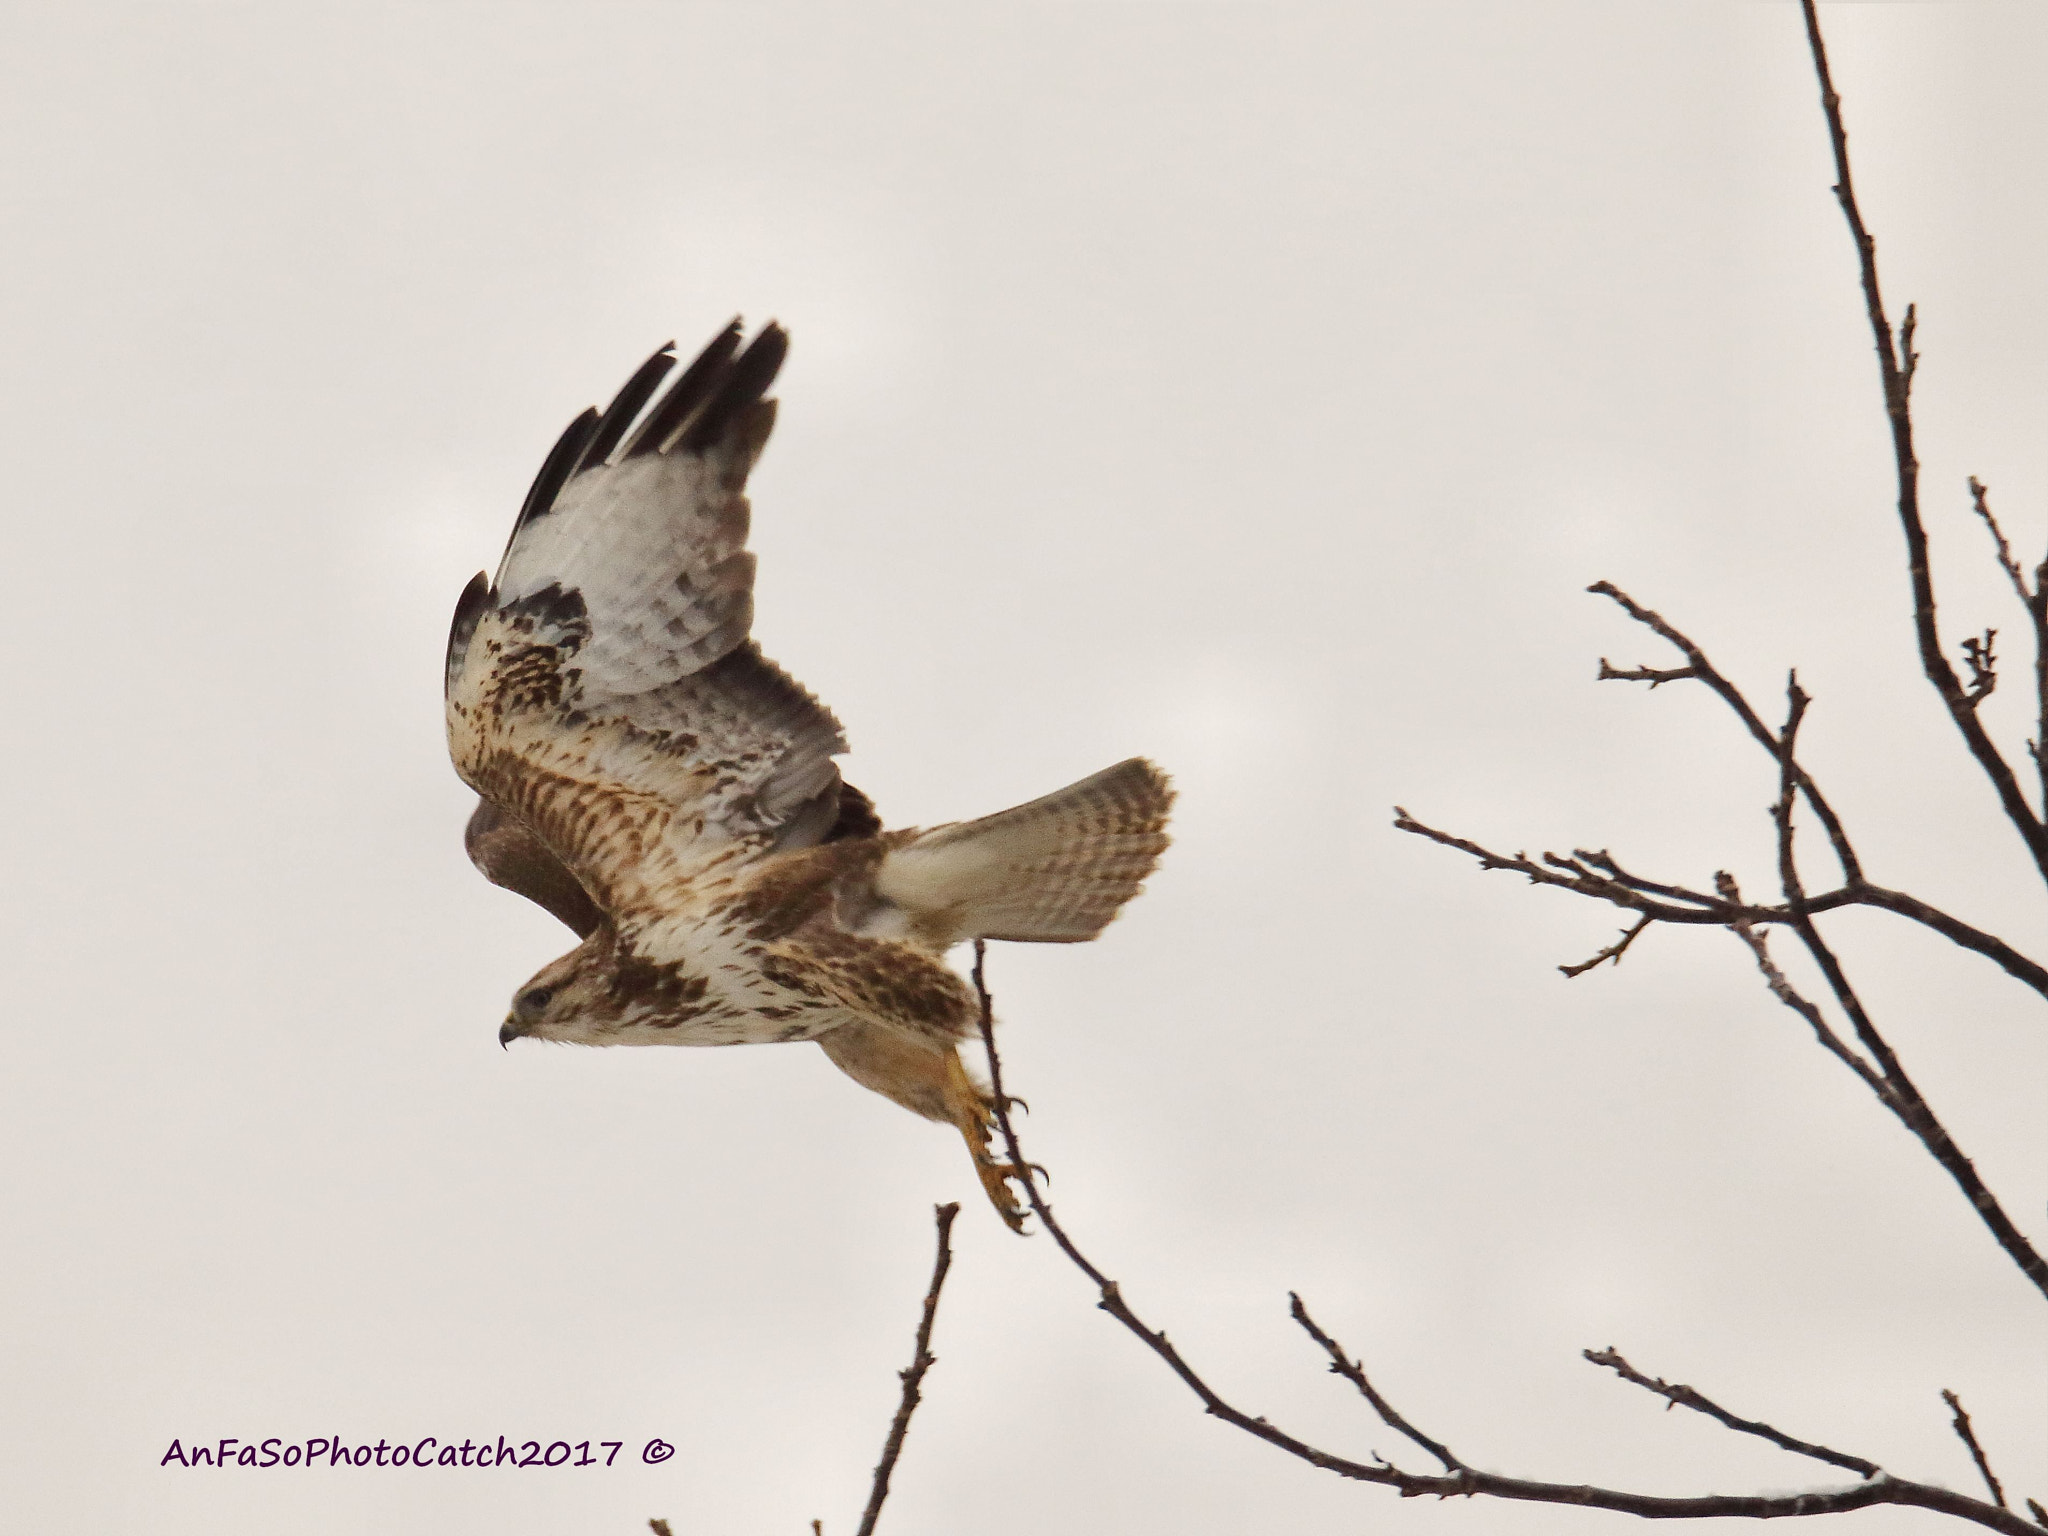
[445,321,1172,1228]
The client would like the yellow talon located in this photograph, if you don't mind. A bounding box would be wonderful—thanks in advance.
[944,1050,1031,1232]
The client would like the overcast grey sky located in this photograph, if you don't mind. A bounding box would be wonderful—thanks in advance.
[4,3,2043,1533]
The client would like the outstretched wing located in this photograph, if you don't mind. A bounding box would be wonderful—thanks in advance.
[445,321,856,922]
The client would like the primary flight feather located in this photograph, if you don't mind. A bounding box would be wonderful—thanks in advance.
[445,320,1172,1228]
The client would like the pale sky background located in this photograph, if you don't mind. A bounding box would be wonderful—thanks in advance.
[4,3,2044,1533]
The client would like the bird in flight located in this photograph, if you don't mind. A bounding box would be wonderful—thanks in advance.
[445,320,1172,1228]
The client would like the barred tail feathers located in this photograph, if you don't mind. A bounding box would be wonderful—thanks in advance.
[873,758,1172,945]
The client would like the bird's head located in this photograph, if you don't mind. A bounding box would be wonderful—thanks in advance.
[498,929,622,1047]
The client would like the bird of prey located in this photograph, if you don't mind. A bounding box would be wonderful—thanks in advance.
[445,320,1172,1228]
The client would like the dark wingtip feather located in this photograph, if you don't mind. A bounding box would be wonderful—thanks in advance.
[623,318,745,459]
[679,323,788,454]
[445,570,492,697]
[499,406,600,574]
[575,342,678,474]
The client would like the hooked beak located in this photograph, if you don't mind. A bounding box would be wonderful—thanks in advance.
[499,1017,525,1050]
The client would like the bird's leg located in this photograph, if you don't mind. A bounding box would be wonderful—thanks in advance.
[943,1049,1030,1233]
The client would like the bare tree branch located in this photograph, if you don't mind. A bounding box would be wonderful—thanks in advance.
[1971,476,2048,818]
[1585,1348,1879,1479]
[1588,581,1863,887]
[967,944,2038,1535]
[1797,0,2048,884]
[1560,916,1653,979]
[1962,631,1999,706]
[1942,1390,2008,1511]
[1289,1293,1462,1474]
[1969,478,2031,606]
[1396,809,2048,1005]
[855,1202,961,1536]
[1764,681,2048,1300]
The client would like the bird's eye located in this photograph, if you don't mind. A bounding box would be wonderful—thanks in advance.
[516,986,554,1019]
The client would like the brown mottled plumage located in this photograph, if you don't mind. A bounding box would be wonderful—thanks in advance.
[445,321,1172,1229]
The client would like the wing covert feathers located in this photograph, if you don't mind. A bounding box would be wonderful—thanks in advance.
[873,758,1174,945]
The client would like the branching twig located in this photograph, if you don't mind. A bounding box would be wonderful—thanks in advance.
[854,1203,961,1536]
[1970,478,2031,606]
[1962,631,1998,706]
[1942,1390,2008,1511]
[1289,1293,1462,1473]
[1560,916,1653,979]
[1397,811,2048,1004]
[1588,581,1863,887]
[1973,476,2048,817]
[1598,660,1697,689]
[1764,682,2048,1300]
[1585,1349,1879,1479]
[966,944,2038,1535]
[1799,0,2048,884]
[1721,871,1886,1095]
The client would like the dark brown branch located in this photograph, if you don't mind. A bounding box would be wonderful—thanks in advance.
[1598,660,1698,688]
[1404,793,2048,1008]
[1288,1294,1462,1473]
[1722,872,1888,1096]
[1962,631,1998,706]
[648,1522,673,1536]
[854,1202,961,1536]
[967,944,2037,1535]
[1400,809,2048,1006]
[2028,1499,2047,1531]
[1394,809,1738,927]
[1585,1348,1879,1479]
[1970,478,2032,605]
[1798,0,2048,885]
[1941,1390,2007,1510]
[1762,681,2048,1300]
[1589,581,1864,887]
[1836,882,2048,1004]
[1560,916,1653,978]
[1586,587,2048,1002]
[1973,476,2048,818]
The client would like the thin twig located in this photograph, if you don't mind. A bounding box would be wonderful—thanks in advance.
[1598,660,1698,688]
[1970,478,2031,605]
[1288,1294,1462,1473]
[1401,807,2048,1004]
[1722,871,1887,1096]
[1589,581,1864,887]
[1973,476,2048,818]
[1560,916,1654,978]
[854,1203,961,1536]
[1762,682,2048,1300]
[1962,631,1999,706]
[1583,586,2048,1004]
[1585,1349,1879,1479]
[1394,809,1738,926]
[966,944,2036,1535]
[1942,1390,2008,1510]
